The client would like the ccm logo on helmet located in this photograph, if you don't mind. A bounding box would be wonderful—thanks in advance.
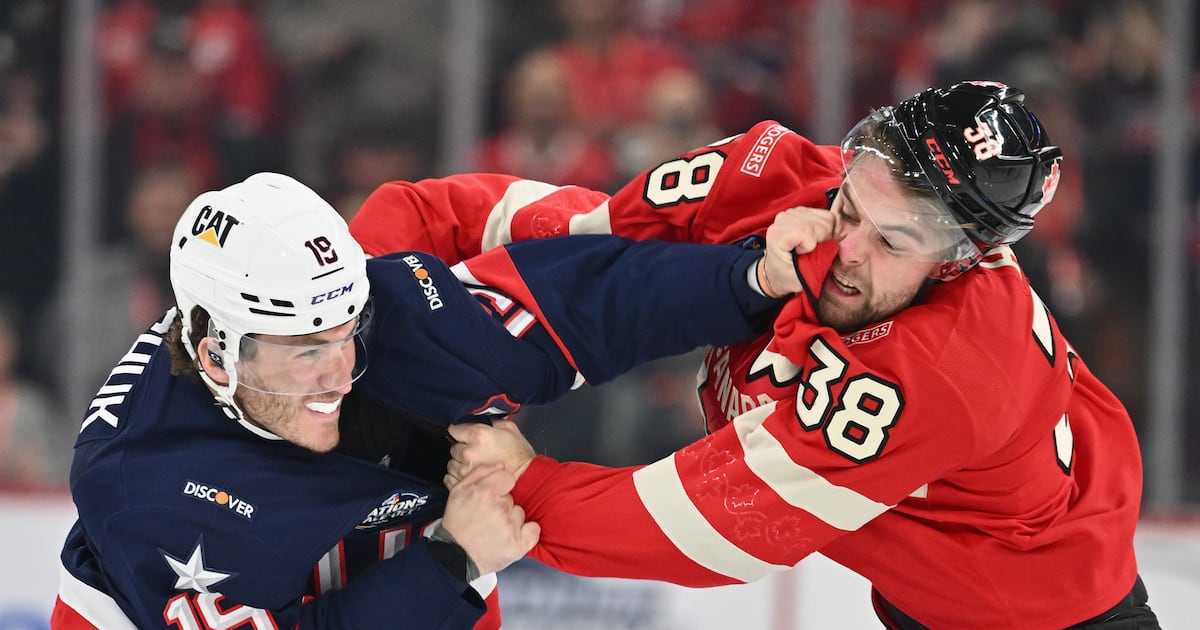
[311,284,354,305]
[402,255,444,311]
[190,205,241,247]
[924,138,961,184]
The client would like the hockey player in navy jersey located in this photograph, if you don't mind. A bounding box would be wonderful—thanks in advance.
[53,172,802,629]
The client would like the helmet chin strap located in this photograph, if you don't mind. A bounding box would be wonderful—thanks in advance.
[181,315,250,422]
[198,356,246,422]
[199,359,286,441]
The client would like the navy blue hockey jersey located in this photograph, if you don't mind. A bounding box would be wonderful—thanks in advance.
[55,235,775,629]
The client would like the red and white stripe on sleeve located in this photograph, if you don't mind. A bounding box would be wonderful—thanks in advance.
[350,174,611,263]
[513,394,899,587]
[633,399,896,582]
[52,565,138,630]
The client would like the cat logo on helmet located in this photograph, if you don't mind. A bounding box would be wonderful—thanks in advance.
[190,205,241,247]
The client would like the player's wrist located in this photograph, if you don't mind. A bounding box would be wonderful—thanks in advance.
[428,524,482,584]
[514,455,533,480]
[511,455,554,503]
[754,257,784,299]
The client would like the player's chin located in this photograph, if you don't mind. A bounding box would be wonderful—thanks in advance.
[299,426,341,454]
[816,301,862,333]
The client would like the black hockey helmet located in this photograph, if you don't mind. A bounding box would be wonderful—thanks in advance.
[840,81,1063,278]
[887,81,1062,247]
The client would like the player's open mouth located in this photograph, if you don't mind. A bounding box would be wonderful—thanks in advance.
[830,273,860,295]
[305,398,342,416]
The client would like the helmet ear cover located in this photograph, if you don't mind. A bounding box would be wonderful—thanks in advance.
[890,81,1063,250]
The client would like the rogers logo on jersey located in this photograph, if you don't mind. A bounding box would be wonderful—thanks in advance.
[402,255,444,311]
[842,321,892,347]
[357,491,430,529]
[740,124,788,177]
[182,480,256,520]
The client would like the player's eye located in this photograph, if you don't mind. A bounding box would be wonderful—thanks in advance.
[878,234,906,254]
[291,348,322,362]
[836,205,861,226]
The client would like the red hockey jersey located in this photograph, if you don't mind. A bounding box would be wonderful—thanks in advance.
[351,121,1144,629]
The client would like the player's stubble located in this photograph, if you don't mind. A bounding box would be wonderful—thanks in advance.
[235,388,343,453]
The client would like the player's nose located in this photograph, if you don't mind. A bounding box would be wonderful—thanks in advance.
[835,222,869,265]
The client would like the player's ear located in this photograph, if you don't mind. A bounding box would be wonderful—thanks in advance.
[197,337,230,386]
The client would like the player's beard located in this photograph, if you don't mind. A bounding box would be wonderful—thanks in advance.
[816,266,927,334]
[816,294,900,334]
[235,388,342,453]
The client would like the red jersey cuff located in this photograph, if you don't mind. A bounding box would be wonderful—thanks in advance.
[512,455,559,506]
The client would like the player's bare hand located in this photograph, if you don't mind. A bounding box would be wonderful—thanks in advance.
[440,463,540,575]
[758,206,836,297]
[445,420,535,489]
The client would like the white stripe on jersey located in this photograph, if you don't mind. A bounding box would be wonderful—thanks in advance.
[314,542,345,594]
[978,245,1018,269]
[505,310,536,337]
[632,402,892,583]
[380,528,409,560]
[566,199,613,235]
[58,564,139,630]
[450,263,480,286]
[481,180,569,252]
[733,403,892,531]
[633,453,790,583]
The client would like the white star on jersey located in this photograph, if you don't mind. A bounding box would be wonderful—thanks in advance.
[164,541,231,593]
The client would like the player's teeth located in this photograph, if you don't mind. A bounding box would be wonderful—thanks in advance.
[306,399,342,414]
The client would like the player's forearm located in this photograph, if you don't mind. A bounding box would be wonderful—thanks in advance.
[505,236,782,386]
[512,456,740,587]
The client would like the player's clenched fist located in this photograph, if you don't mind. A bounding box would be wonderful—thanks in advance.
[440,463,540,575]
[446,420,536,489]
[757,206,836,297]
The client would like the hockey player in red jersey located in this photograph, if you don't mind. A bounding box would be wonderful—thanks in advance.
[353,82,1161,629]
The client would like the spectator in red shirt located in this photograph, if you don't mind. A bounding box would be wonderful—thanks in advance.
[547,0,695,140]
[475,49,618,192]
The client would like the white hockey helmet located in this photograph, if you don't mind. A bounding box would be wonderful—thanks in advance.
[169,173,371,414]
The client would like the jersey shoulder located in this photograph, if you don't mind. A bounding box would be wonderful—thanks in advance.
[699,121,844,243]
[891,250,1071,443]
[75,310,187,449]
[362,252,569,422]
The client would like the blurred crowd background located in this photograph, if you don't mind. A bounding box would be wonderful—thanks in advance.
[0,0,1197,509]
